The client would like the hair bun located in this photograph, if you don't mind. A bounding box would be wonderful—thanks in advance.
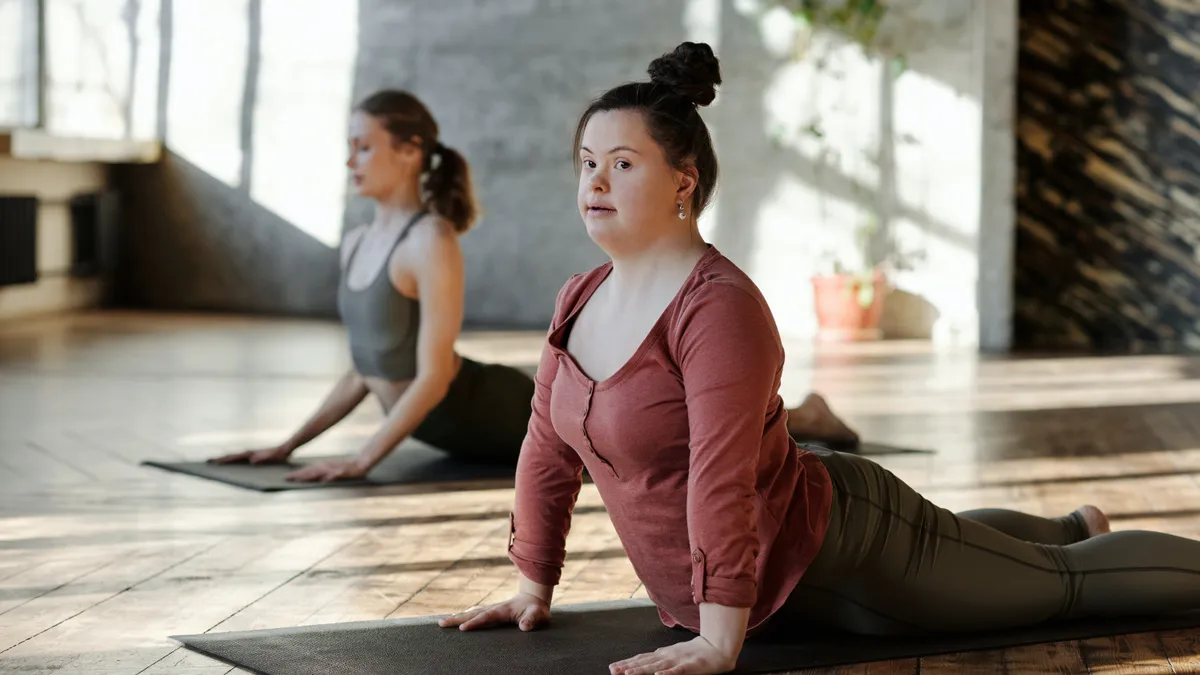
[647,41,722,107]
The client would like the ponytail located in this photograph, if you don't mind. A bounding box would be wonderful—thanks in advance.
[424,142,478,233]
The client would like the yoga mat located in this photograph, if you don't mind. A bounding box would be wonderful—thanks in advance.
[141,444,516,491]
[173,598,1200,674]
[142,439,926,491]
[800,440,935,456]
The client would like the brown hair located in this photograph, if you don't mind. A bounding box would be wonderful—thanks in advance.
[573,42,722,215]
[356,89,478,233]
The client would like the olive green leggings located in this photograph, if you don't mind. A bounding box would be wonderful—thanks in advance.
[780,448,1200,635]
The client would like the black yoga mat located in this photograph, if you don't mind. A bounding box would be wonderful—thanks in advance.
[142,438,925,492]
[141,444,516,491]
[799,440,934,456]
[173,598,1200,674]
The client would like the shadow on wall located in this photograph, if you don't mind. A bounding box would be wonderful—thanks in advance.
[112,150,340,316]
[879,290,941,339]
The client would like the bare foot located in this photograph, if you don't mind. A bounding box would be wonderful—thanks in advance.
[1075,504,1110,538]
[787,393,860,447]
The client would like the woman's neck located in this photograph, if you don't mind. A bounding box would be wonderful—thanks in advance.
[373,185,424,228]
[608,224,708,292]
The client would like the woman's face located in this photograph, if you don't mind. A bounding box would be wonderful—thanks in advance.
[346,111,422,201]
[577,109,696,256]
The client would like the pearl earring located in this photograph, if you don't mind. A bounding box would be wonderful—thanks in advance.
[678,202,686,220]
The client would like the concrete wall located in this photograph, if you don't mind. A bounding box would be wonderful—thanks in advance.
[108,0,1016,346]
[0,157,108,321]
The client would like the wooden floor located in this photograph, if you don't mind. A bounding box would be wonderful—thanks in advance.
[4,311,1200,674]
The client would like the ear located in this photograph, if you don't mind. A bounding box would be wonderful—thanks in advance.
[395,135,423,163]
[675,165,699,207]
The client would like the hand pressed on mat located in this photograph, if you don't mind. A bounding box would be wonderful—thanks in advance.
[208,444,292,465]
[608,636,736,675]
[437,593,550,632]
[609,602,746,675]
[283,458,368,483]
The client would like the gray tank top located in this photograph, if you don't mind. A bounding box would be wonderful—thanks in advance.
[336,211,426,381]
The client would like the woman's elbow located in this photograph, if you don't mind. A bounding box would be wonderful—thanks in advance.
[342,369,369,395]
[417,362,457,401]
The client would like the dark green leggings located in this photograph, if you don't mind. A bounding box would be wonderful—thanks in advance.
[410,357,534,464]
[780,448,1200,635]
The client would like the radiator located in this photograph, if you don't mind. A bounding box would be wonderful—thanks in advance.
[70,191,120,278]
[0,195,38,287]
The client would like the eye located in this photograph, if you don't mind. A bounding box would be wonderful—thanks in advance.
[583,159,597,169]
[616,160,632,170]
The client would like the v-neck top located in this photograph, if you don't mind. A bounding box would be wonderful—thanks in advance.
[506,245,833,633]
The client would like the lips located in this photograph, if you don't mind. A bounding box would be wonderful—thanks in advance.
[587,204,615,215]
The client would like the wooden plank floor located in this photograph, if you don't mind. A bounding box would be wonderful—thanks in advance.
[3,310,1200,674]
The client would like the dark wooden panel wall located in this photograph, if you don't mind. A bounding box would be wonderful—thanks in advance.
[1016,0,1200,352]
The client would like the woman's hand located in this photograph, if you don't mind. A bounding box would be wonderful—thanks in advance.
[209,444,292,465]
[284,458,369,483]
[608,636,737,675]
[437,593,550,632]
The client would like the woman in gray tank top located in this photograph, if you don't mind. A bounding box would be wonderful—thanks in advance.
[210,89,860,482]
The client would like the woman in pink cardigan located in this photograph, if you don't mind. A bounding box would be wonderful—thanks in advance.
[439,41,1200,675]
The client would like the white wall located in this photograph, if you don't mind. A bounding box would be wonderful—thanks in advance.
[0,157,108,321]
[702,0,1016,348]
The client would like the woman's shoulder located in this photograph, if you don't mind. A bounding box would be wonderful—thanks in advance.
[404,212,460,248]
[669,250,780,341]
[684,250,771,312]
[550,261,612,321]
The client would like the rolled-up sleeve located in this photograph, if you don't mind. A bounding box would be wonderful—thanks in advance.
[675,282,781,608]
[507,281,585,587]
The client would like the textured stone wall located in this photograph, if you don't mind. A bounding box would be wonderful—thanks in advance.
[1016,0,1200,352]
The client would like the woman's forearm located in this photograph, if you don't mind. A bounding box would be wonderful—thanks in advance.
[698,603,750,662]
[353,374,451,470]
[283,369,370,451]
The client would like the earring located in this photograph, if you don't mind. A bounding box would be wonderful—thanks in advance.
[678,202,686,220]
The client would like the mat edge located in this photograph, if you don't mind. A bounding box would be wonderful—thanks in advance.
[169,598,659,644]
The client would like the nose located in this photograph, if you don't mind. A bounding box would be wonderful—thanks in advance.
[346,152,356,170]
[588,167,608,193]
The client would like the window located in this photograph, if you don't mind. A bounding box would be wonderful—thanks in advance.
[44,0,161,140]
[0,0,41,130]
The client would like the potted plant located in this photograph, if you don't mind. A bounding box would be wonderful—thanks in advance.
[811,214,889,342]
[809,209,923,341]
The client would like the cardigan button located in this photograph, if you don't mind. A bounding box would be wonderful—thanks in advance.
[692,552,702,563]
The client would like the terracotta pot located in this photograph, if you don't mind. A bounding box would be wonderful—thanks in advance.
[811,270,888,342]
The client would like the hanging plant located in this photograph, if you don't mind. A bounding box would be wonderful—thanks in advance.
[798,0,888,48]
[765,0,906,76]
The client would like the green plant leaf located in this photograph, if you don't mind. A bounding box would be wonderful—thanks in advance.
[857,281,875,308]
